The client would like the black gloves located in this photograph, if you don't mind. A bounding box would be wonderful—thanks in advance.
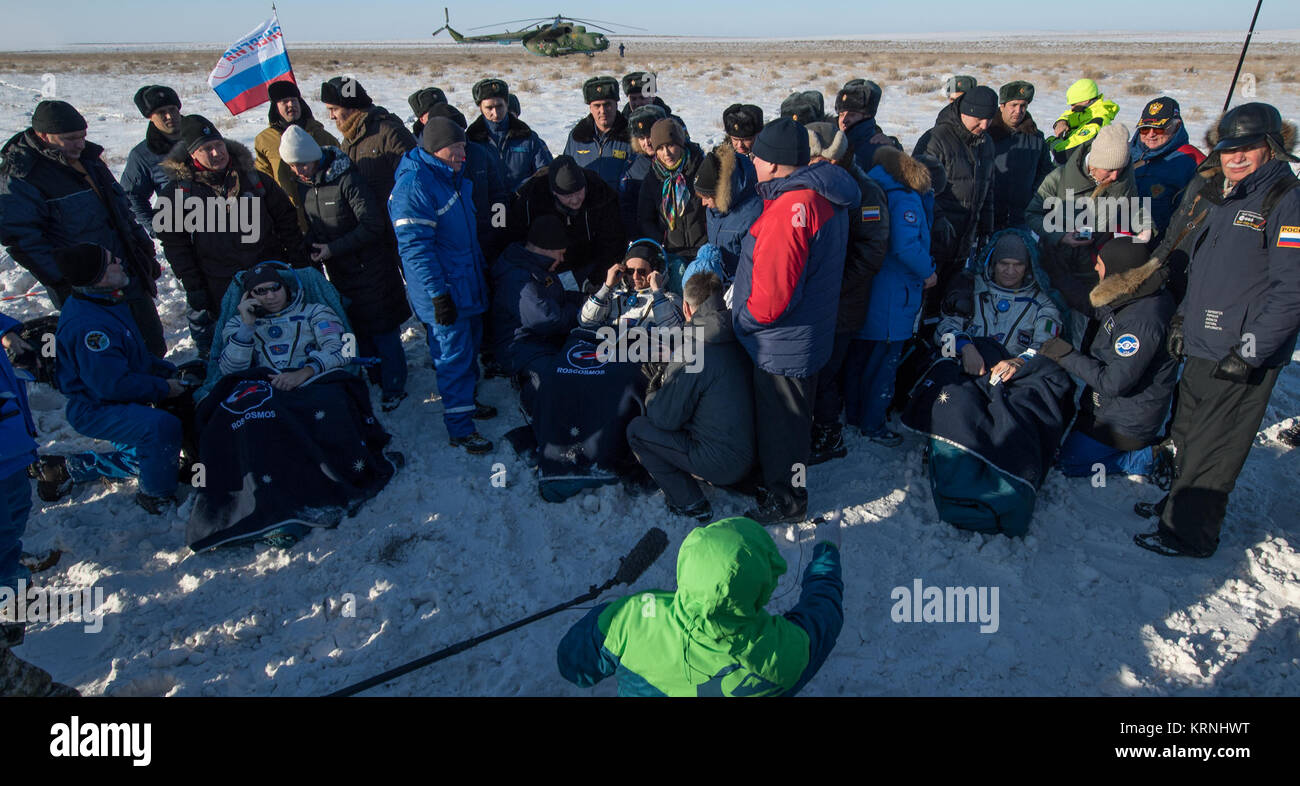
[432,293,458,326]
[185,289,213,315]
[1166,313,1184,358]
[1213,347,1252,383]
[1038,337,1074,362]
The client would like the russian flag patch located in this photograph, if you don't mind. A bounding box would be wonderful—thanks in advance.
[1278,225,1300,248]
[862,205,881,222]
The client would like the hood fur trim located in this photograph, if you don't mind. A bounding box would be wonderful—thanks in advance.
[160,139,257,182]
[872,146,931,192]
[1089,258,1163,308]
[712,140,738,214]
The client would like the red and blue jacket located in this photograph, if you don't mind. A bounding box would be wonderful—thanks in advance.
[731,162,859,377]
[1128,123,1205,234]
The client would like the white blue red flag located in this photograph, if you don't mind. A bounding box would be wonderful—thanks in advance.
[208,12,295,116]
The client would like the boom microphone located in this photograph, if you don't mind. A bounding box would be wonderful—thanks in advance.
[614,527,669,586]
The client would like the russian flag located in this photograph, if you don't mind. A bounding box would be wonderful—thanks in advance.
[208,13,295,116]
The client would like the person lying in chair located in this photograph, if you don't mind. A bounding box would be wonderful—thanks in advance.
[217,263,349,389]
[579,240,684,333]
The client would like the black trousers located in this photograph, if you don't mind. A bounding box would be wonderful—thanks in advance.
[626,417,748,508]
[127,292,166,360]
[753,368,816,510]
[1159,356,1280,554]
[813,332,853,427]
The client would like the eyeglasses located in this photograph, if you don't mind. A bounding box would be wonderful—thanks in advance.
[251,283,282,296]
[625,267,651,277]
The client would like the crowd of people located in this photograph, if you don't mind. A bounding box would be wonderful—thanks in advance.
[0,65,1298,695]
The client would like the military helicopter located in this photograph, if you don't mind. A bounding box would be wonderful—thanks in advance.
[432,9,641,57]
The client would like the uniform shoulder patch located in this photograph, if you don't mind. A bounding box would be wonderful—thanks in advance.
[1277,225,1300,248]
[84,331,110,352]
[1234,210,1266,231]
[861,206,881,222]
[1114,333,1140,357]
[903,209,918,224]
[612,149,627,159]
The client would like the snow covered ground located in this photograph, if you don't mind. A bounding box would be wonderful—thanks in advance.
[0,40,1297,696]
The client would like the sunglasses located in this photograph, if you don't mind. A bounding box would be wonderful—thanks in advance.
[251,282,282,296]
[1138,126,1169,135]
[625,267,651,277]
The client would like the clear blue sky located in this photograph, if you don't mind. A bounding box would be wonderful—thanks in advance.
[1,0,1292,48]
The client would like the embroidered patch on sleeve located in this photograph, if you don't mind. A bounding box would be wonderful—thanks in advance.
[1234,210,1266,231]
[84,331,110,352]
[1277,225,1300,248]
[861,206,881,222]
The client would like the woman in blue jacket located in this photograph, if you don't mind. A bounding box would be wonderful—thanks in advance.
[845,147,935,446]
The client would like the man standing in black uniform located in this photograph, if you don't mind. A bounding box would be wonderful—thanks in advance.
[1136,102,1300,558]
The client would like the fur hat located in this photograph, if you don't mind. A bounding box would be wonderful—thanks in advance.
[945,75,977,95]
[1087,123,1131,170]
[999,80,1035,104]
[806,121,848,162]
[722,103,763,138]
[582,76,619,104]
[408,87,448,119]
[472,78,509,104]
[54,243,110,288]
[628,105,667,138]
[780,91,823,125]
[621,72,654,97]
[278,124,322,165]
[840,79,882,117]
[320,77,373,110]
[133,85,181,118]
[267,80,301,103]
[31,100,86,135]
[649,118,685,150]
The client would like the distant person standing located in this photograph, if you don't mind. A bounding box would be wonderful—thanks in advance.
[619,42,625,58]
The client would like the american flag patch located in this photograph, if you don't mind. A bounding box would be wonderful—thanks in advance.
[1278,225,1300,248]
[862,206,881,222]
[317,320,342,335]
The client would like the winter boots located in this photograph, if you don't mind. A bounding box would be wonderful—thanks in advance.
[449,432,493,454]
[808,422,848,465]
[29,456,72,503]
[134,491,176,516]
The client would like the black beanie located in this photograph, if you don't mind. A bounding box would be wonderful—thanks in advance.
[694,151,722,197]
[959,86,999,121]
[179,115,223,154]
[408,87,447,119]
[1098,236,1150,277]
[54,243,110,288]
[472,78,509,104]
[242,263,285,295]
[32,100,87,135]
[421,117,466,155]
[582,76,619,104]
[753,118,810,167]
[133,85,181,118]
[548,155,586,195]
[425,101,467,130]
[320,77,373,110]
[722,104,763,138]
[527,215,569,251]
[267,80,301,103]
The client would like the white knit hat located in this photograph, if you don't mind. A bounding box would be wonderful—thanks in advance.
[1086,122,1130,170]
[279,124,323,165]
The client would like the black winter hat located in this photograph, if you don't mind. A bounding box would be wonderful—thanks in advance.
[834,84,870,115]
[582,76,619,104]
[408,87,448,119]
[54,243,110,288]
[622,72,653,97]
[1138,96,1180,129]
[694,151,722,197]
[1097,236,1151,277]
[267,80,301,103]
[472,78,509,104]
[31,100,87,135]
[425,102,468,130]
[959,86,999,120]
[841,79,882,117]
[548,155,586,195]
[133,85,181,118]
[320,77,373,110]
[242,263,286,296]
[722,104,763,138]
[421,117,466,155]
[527,214,569,252]
[999,80,1035,104]
[628,105,667,138]
[753,118,810,167]
[179,114,223,154]
[945,75,977,95]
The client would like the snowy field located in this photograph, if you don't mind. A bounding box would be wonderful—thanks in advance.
[0,38,1297,696]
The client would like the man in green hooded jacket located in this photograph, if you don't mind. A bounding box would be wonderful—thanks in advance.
[557,517,843,696]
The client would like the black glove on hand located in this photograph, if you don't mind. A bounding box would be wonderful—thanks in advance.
[1166,313,1184,358]
[1213,347,1252,383]
[432,293,458,326]
[185,289,212,315]
[1038,337,1074,362]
